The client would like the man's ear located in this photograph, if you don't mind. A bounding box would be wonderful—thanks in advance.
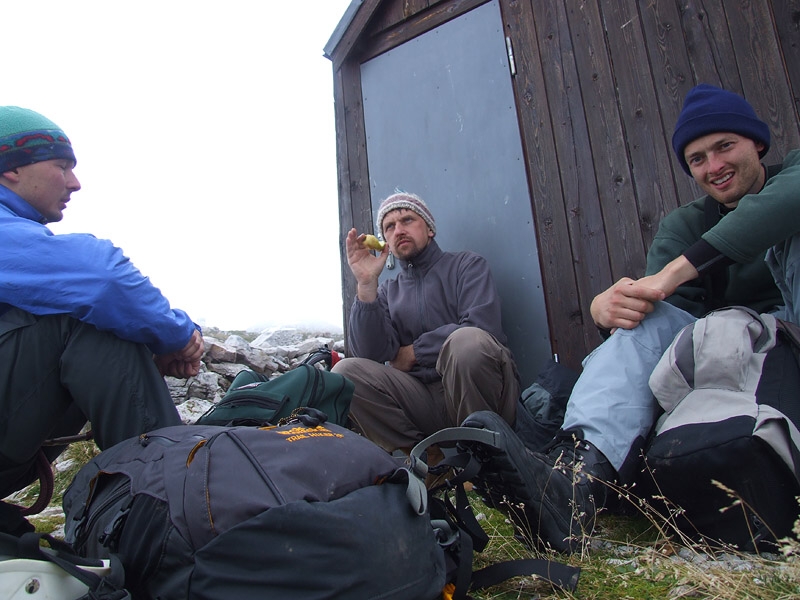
[1,169,20,184]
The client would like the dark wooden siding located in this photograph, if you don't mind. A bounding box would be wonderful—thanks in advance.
[329,0,800,371]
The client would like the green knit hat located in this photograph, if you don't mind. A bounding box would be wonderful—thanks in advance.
[0,106,76,173]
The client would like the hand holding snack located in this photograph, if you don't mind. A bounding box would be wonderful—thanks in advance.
[345,229,388,302]
[362,234,386,251]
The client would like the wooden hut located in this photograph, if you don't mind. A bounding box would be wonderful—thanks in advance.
[324,0,800,387]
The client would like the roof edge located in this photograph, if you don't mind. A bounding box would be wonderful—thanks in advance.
[323,0,364,60]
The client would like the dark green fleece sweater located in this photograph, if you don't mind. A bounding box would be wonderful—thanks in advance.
[644,151,799,317]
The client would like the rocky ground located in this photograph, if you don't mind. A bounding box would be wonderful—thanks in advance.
[168,326,346,423]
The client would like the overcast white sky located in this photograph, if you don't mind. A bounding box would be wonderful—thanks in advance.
[5,1,353,332]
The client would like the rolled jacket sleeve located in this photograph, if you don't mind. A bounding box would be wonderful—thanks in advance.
[703,150,800,263]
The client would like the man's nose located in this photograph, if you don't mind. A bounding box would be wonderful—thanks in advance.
[706,152,725,173]
[67,171,81,191]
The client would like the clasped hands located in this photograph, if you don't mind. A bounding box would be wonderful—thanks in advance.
[154,329,205,379]
[590,256,697,331]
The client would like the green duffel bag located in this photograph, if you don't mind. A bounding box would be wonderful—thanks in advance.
[195,364,354,428]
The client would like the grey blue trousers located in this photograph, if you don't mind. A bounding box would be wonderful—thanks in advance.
[332,327,519,453]
[563,234,800,482]
[0,308,181,498]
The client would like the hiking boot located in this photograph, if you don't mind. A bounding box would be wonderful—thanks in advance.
[461,411,616,553]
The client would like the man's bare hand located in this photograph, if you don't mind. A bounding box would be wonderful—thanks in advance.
[389,344,416,372]
[636,256,699,299]
[590,277,665,331]
[154,329,204,379]
[344,228,389,302]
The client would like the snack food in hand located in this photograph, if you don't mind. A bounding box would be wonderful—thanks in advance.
[363,234,386,251]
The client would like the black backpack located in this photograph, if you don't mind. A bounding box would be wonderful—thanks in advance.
[62,408,580,599]
[641,307,800,550]
[62,412,443,599]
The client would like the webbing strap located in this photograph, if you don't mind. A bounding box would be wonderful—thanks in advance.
[471,557,581,593]
[444,468,580,594]
[405,427,503,515]
[457,483,489,546]
[449,516,474,600]
[776,318,800,481]
[19,449,54,517]
[774,415,800,482]
[409,427,501,476]
[411,427,582,595]
[412,426,502,457]
[403,467,429,515]
[0,532,131,599]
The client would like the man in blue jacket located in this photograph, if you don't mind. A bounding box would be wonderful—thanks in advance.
[332,192,519,456]
[0,106,203,533]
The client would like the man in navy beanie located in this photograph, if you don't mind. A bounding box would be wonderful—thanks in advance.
[462,84,800,553]
[0,107,204,534]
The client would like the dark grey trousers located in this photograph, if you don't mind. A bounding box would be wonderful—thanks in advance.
[333,327,519,453]
[0,308,181,498]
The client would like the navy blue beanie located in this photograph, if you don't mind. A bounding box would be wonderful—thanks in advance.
[671,84,770,174]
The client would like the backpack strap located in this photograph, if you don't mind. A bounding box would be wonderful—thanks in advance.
[471,557,580,593]
[16,449,54,517]
[408,427,502,477]
[14,431,95,518]
[409,427,581,597]
[776,317,800,350]
[405,427,502,515]
[0,532,131,600]
[772,318,800,480]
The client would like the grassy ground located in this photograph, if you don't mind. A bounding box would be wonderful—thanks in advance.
[466,492,800,600]
[15,441,800,600]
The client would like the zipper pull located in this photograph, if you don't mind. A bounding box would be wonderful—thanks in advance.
[98,497,134,550]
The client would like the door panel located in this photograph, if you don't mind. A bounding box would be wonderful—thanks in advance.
[360,0,551,386]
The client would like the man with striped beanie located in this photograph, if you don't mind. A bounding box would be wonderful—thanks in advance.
[333,191,520,469]
[0,106,203,534]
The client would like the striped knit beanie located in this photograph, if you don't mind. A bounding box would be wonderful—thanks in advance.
[376,192,436,236]
[672,84,769,174]
[0,106,76,173]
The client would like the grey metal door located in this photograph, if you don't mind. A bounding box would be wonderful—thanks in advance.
[360,0,550,387]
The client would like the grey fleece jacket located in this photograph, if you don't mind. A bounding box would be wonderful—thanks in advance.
[347,239,508,382]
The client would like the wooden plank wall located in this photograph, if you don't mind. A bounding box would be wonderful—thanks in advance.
[502,0,800,369]
[329,0,800,370]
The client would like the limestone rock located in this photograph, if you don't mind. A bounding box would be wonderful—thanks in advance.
[171,327,345,424]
